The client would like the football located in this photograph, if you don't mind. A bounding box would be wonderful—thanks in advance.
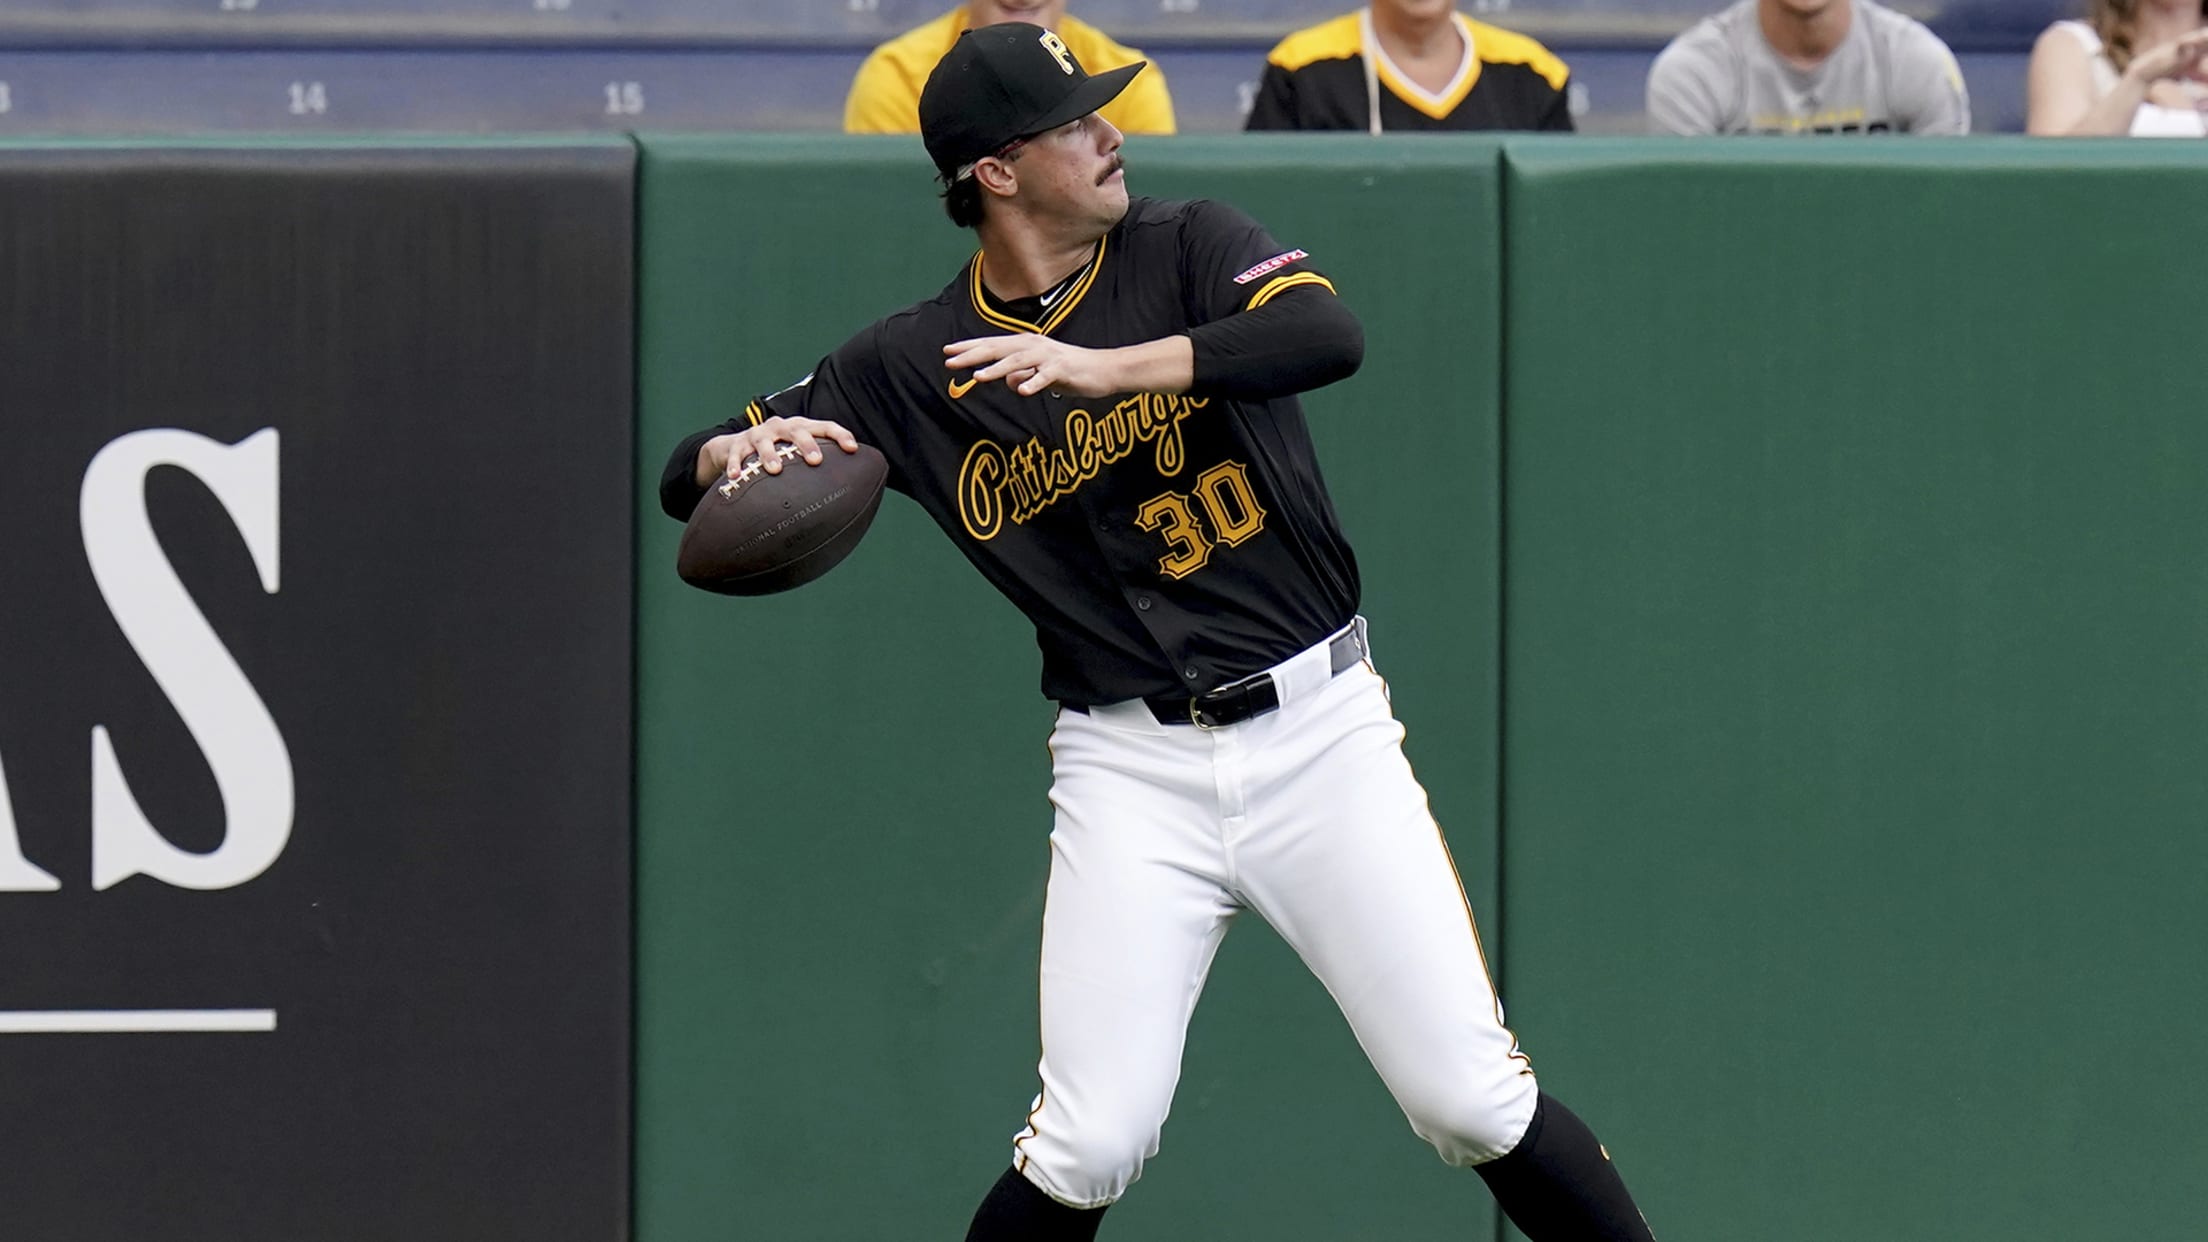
[676,441,890,596]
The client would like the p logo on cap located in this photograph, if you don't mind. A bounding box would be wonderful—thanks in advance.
[1039,30,1076,76]
[917,21,1147,180]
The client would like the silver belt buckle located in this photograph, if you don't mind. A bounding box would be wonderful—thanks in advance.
[1188,669,1266,730]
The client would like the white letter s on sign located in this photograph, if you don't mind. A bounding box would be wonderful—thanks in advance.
[80,428,293,892]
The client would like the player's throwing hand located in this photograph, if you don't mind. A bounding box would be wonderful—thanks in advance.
[692,415,858,487]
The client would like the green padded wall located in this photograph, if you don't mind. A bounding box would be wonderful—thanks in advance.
[1498,138,2208,1241]
[635,134,1506,1240]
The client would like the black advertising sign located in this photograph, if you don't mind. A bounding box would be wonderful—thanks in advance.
[0,145,633,1240]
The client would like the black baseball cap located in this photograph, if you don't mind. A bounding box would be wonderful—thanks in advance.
[919,21,1145,182]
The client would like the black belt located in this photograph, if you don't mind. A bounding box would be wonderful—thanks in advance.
[1140,625,1367,729]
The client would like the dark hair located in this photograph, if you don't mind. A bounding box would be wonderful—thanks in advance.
[938,145,1024,229]
[942,175,986,229]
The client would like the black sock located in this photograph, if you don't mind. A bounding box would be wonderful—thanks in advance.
[1474,1093,1656,1241]
[964,1165,1109,1241]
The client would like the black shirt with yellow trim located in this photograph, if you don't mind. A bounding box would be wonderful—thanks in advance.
[1245,11,1572,132]
[662,196,1364,708]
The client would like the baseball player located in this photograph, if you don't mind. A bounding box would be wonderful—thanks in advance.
[660,24,1656,1240]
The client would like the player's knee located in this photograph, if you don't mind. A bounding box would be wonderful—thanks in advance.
[1022,1110,1163,1207]
[1405,1069,1541,1167]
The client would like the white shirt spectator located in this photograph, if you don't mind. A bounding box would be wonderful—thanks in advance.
[2026,5,2208,137]
[2052,21,2206,133]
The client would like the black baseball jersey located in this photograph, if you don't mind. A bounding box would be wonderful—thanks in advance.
[663,196,1361,707]
[1245,12,1573,133]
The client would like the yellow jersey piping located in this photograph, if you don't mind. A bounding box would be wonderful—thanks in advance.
[1384,678,1534,1076]
[969,235,1107,336]
[1432,821,1535,1075]
[1244,271,1335,311]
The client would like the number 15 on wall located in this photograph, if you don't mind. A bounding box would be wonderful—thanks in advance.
[604,82,644,115]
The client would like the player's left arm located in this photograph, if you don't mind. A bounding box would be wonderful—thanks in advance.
[1175,198,1362,400]
[941,283,1361,402]
[944,332,1193,399]
[943,201,1362,401]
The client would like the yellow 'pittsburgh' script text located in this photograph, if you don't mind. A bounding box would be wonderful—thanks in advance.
[958,393,1208,542]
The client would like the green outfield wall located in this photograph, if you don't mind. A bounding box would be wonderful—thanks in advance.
[634,135,2208,1242]
[633,134,1507,1241]
[1496,139,2208,1242]
[13,133,2201,1242]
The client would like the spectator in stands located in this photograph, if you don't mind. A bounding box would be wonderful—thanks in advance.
[846,1,1175,135]
[2026,0,2208,135]
[1647,0,1971,134]
[1243,0,1573,132]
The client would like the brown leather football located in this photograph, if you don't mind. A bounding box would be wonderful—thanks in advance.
[677,442,890,596]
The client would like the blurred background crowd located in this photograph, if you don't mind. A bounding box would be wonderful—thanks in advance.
[0,0,2202,138]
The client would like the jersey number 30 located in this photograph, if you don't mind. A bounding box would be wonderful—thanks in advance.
[1135,461,1267,580]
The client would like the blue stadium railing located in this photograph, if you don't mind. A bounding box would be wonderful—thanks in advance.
[0,1,2060,135]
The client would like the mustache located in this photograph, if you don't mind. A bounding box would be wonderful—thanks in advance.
[1097,156,1125,186]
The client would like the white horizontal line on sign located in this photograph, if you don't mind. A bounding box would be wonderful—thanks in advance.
[0,1010,277,1034]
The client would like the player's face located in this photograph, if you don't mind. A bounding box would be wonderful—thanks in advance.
[969,0,1067,29]
[1014,112,1129,233]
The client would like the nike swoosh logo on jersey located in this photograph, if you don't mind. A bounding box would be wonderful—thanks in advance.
[948,376,978,399]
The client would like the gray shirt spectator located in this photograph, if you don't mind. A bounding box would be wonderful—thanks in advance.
[1648,0,1972,134]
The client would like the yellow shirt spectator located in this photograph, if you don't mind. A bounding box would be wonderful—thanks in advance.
[845,4,1177,135]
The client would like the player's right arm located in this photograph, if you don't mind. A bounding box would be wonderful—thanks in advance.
[691,416,859,486]
[659,332,889,523]
[661,411,857,523]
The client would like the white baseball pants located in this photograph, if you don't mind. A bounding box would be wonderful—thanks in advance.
[1010,621,1540,1209]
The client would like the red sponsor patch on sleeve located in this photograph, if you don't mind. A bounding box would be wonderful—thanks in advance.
[1232,249,1309,285]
